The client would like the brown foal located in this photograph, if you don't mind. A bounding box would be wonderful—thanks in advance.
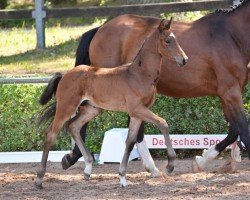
[36,19,188,188]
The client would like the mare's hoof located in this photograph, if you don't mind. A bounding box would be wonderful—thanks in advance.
[166,165,174,175]
[61,154,71,170]
[83,172,91,180]
[192,159,202,173]
[220,158,236,173]
[150,169,161,178]
[61,153,76,170]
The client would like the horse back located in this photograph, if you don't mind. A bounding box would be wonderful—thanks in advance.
[89,14,160,67]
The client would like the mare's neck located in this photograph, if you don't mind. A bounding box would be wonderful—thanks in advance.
[228,2,250,64]
[131,31,162,84]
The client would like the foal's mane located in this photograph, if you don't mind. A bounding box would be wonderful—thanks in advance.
[132,25,161,64]
[132,37,147,63]
[215,0,249,14]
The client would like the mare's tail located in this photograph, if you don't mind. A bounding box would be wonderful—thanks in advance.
[37,72,63,129]
[75,27,100,66]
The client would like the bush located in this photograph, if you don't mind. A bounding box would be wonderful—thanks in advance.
[0,0,7,9]
[46,0,77,6]
[0,84,250,158]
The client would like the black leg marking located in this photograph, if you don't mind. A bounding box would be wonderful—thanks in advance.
[215,110,250,159]
[61,123,88,170]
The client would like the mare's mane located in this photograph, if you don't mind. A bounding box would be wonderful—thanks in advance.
[215,0,249,14]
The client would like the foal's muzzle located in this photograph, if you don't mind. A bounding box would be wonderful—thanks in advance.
[175,55,188,67]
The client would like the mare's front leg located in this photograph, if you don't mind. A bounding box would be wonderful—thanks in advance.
[119,117,142,187]
[133,106,176,174]
[193,85,250,172]
[68,105,101,179]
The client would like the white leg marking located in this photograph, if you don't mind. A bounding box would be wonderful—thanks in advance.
[136,138,160,177]
[231,142,241,162]
[119,175,127,187]
[84,162,92,175]
[195,146,219,170]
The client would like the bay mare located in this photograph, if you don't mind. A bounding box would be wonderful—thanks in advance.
[61,0,250,173]
[36,19,188,188]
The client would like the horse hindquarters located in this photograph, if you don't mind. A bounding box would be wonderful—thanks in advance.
[35,87,84,188]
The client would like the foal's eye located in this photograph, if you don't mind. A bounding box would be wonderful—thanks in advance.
[165,37,172,44]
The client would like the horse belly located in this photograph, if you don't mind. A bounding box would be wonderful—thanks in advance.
[85,83,128,112]
[157,61,218,98]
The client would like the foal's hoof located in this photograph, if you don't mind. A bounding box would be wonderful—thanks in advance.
[34,180,43,190]
[166,165,174,175]
[192,159,202,173]
[83,172,91,180]
[119,176,127,187]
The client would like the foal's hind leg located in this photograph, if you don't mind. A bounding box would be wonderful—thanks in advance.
[35,107,75,189]
[119,117,142,187]
[68,105,101,180]
[133,106,176,174]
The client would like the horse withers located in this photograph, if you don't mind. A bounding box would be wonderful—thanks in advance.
[64,0,250,173]
[36,19,188,189]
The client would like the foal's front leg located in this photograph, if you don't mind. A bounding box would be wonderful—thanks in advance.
[134,106,176,174]
[68,105,101,179]
[119,117,142,187]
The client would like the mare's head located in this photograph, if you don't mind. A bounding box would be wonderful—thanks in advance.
[158,18,188,67]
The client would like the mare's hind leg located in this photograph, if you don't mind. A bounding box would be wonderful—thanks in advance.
[61,123,88,170]
[133,106,176,175]
[35,106,76,189]
[119,117,142,187]
[193,86,249,172]
[127,117,160,177]
[68,104,101,180]
[136,136,160,177]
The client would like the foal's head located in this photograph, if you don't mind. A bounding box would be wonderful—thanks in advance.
[158,18,188,67]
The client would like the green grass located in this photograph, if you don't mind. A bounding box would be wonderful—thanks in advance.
[0,23,100,77]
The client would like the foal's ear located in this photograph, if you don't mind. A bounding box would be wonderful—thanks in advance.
[158,17,173,32]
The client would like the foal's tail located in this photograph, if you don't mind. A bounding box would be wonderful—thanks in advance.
[75,27,100,66]
[37,72,63,129]
[39,72,63,105]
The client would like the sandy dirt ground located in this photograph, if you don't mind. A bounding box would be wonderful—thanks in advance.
[0,158,249,200]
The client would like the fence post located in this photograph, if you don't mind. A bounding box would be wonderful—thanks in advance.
[32,0,46,49]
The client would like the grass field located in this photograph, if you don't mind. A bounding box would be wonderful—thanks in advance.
[0,23,99,77]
